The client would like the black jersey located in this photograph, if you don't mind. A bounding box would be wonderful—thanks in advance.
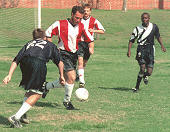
[129,22,160,45]
[13,38,61,65]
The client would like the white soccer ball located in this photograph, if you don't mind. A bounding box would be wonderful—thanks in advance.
[75,88,89,101]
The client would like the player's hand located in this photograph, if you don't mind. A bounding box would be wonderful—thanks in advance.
[89,47,94,55]
[3,75,11,84]
[161,46,166,52]
[59,76,65,86]
[127,51,131,57]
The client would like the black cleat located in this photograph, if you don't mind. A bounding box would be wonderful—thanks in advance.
[143,76,149,85]
[132,87,139,93]
[79,83,85,88]
[42,82,49,98]
[63,102,75,110]
[8,116,22,128]
[20,114,29,124]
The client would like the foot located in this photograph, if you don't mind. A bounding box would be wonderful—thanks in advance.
[42,82,49,98]
[20,114,29,124]
[8,116,22,128]
[143,76,149,85]
[132,87,139,92]
[79,83,85,88]
[63,102,75,110]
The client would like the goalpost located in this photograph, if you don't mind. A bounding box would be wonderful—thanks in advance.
[0,0,42,47]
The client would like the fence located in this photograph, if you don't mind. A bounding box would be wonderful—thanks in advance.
[0,0,170,10]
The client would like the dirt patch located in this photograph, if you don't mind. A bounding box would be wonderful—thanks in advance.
[155,59,170,64]
[0,56,12,61]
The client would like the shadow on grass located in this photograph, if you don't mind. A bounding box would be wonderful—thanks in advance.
[0,115,11,128]
[7,101,61,108]
[98,86,132,91]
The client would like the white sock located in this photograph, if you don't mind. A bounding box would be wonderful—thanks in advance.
[46,79,63,90]
[15,102,32,120]
[78,68,85,84]
[63,83,74,102]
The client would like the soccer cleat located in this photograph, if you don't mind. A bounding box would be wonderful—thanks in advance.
[8,116,23,128]
[63,102,75,110]
[20,114,29,124]
[79,83,85,88]
[143,76,149,85]
[132,87,139,93]
[42,82,49,98]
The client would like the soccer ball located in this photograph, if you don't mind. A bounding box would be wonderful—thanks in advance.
[75,88,89,101]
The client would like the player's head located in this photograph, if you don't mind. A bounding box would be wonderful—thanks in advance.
[33,28,45,40]
[141,12,150,27]
[71,5,84,25]
[82,3,92,19]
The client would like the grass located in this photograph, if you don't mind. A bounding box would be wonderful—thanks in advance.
[0,8,170,132]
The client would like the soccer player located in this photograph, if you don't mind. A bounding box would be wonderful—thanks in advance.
[45,6,94,110]
[3,28,65,128]
[77,3,105,88]
[127,12,166,92]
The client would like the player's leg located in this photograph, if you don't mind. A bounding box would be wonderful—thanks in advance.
[61,50,77,110]
[77,41,86,86]
[8,91,42,128]
[133,64,145,92]
[63,70,76,110]
[78,56,85,86]
[19,96,29,124]
[143,67,153,85]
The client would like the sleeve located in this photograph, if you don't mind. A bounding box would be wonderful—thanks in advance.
[94,19,105,31]
[129,27,138,43]
[13,45,26,65]
[82,28,94,43]
[45,21,60,38]
[154,24,160,39]
[51,45,61,66]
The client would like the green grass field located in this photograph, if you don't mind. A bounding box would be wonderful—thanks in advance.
[0,9,170,132]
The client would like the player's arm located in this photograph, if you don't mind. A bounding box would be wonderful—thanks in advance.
[154,25,166,52]
[88,29,104,34]
[3,61,17,84]
[157,37,166,52]
[127,27,138,57]
[57,61,65,85]
[89,19,105,34]
[127,41,133,57]
[45,21,60,43]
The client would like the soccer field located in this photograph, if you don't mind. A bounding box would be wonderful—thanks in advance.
[0,9,170,131]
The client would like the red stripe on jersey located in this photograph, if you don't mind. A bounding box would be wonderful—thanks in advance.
[59,20,70,52]
[95,23,99,30]
[76,23,84,50]
[89,16,96,35]
[51,26,59,37]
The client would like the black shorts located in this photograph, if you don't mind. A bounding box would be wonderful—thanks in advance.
[77,41,91,61]
[19,56,47,92]
[136,45,155,68]
[60,50,78,72]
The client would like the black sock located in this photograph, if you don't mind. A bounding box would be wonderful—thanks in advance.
[135,76,142,89]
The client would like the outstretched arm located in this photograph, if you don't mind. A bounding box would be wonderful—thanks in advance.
[3,61,17,84]
[88,29,104,34]
[127,41,133,57]
[157,37,166,52]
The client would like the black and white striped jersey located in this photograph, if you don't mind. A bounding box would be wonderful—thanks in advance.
[13,38,61,65]
[129,22,160,45]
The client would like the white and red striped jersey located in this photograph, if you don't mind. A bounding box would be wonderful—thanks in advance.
[81,16,105,37]
[46,19,94,53]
